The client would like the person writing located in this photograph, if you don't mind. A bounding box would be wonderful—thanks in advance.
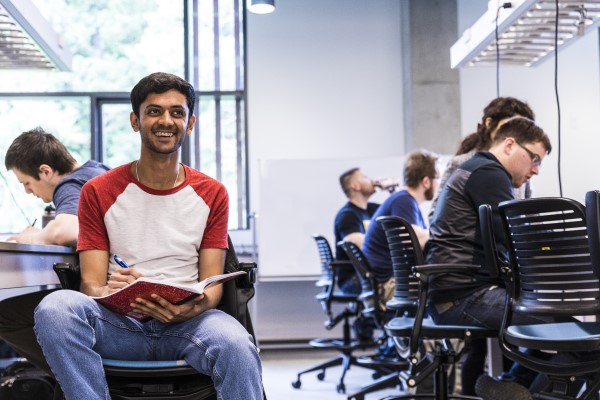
[0,128,109,388]
[362,150,438,302]
[33,72,263,399]
[5,128,110,245]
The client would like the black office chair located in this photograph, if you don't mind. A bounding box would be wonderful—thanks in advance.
[292,235,373,394]
[339,240,408,400]
[586,190,600,267]
[377,215,496,400]
[491,197,600,400]
[53,236,263,400]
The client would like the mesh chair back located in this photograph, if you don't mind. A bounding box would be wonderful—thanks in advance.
[340,241,380,315]
[376,216,421,314]
[586,190,600,277]
[313,235,334,287]
[499,197,600,316]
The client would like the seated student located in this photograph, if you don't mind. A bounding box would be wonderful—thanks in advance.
[334,168,395,342]
[33,72,263,399]
[427,97,535,395]
[362,150,438,303]
[334,167,396,293]
[428,97,535,223]
[0,128,109,381]
[425,117,557,399]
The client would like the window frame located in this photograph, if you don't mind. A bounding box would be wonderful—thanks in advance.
[0,0,249,230]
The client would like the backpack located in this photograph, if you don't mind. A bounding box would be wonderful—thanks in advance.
[0,360,55,400]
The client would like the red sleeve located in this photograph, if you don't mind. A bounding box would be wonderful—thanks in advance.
[76,181,110,252]
[200,183,229,250]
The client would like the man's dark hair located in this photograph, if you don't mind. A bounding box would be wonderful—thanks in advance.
[5,127,77,179]
[404,150,438,189]
[456,97,535,155]
[339,167,360,197]
[492,116,552,154]
[130,72,196,118]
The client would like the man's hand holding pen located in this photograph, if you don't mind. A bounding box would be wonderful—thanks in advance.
[107,255,142,293]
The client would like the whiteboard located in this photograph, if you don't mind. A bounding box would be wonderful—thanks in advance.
[257,156,407,278]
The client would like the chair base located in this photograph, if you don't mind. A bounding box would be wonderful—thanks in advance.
[347,371,404,400]
[292,349,391,394]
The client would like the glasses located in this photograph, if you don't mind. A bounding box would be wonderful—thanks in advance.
[515,141,542,167]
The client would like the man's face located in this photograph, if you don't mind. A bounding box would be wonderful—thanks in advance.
[508,140,546,188]
[130,89,196,155]
[353,170,376,197]
[12,167,54,203]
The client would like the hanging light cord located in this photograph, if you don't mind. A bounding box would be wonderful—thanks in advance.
[495,3,512,97]
[554,0,563,197]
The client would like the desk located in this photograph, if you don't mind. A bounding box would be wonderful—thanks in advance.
[0,242,77,289]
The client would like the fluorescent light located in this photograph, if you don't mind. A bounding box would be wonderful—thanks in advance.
[248,0,275,15]
[0,0,72,70]
[451,0,600,68]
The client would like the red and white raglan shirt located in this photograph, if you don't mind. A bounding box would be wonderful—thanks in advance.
[77,162,229,285]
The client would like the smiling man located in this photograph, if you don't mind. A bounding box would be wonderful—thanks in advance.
[424,116,552,398]
[33,72,263,400]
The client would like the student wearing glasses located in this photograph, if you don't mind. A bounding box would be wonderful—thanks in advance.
[428,97,536,223]
[425,116,551,399]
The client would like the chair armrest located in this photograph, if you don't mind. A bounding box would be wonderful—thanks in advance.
[413,263,481,276]
[329,260,354,271]
[53,262,81,291]
[237,262,257,288]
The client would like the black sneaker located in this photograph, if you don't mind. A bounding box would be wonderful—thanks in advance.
[475,375,533,400]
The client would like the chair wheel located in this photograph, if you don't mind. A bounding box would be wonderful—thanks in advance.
[372,372,382,379]
[317,371,325,380]
[337,382,345,393]
[292,380,301,389]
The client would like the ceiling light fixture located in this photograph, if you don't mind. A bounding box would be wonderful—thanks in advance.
[451,0,600,68]
[0,0,72,70]
[248,0,275,15]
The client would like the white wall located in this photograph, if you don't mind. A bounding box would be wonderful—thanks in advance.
[457,0,600,204]
[242,0,406,275]
[241,0,600,278]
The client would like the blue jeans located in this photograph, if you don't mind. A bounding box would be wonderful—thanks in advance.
[34,290,263,400]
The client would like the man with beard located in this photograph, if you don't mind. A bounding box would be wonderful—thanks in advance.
[362,150,438,302]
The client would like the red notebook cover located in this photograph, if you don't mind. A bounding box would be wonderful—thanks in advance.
[92,271,245,321]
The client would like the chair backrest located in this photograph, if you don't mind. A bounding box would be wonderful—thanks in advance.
[376,216,421,314]
[585,190,600,277]
[312,235,334,287]
[498,197,600,316]
[339,241,381,318]
[478,204,501,279]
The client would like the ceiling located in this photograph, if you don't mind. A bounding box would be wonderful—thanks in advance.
[0,0,72,70]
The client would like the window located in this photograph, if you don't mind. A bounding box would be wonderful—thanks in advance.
[0,0,247,233]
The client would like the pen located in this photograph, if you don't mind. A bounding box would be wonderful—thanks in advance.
[31,218,37,227]
[113,254,129,269]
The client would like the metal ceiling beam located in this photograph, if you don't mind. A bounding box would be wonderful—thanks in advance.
[0,0,72,70]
